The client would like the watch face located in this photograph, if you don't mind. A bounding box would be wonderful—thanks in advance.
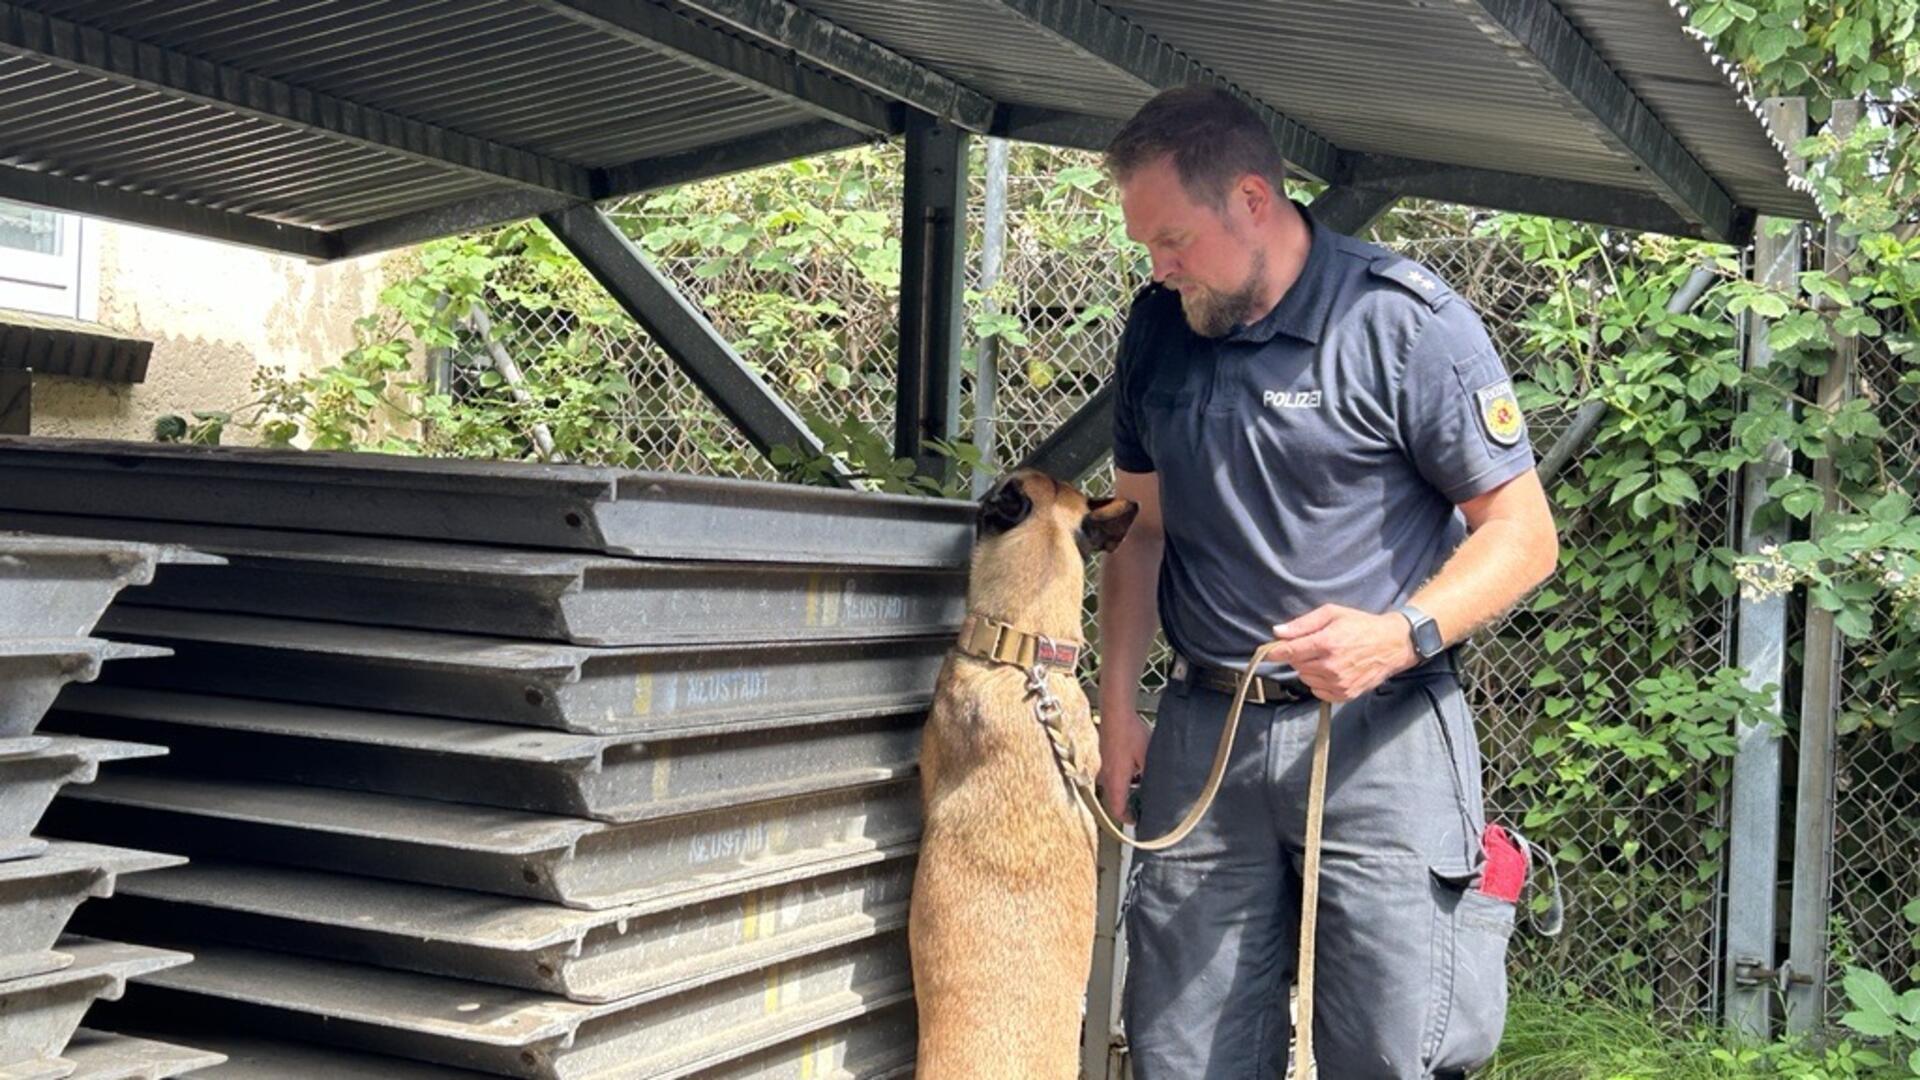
[1414,618,1444,657]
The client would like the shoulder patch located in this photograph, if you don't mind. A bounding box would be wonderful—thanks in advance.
[1474,378,1526,447]
[1369,257,1453,311]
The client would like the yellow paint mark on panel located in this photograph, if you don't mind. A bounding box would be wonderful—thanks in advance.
[741,888,761,942]
[764,963,782,1015]
[817,575,841,627]
[650,744,671,802]
[631,672,653,716]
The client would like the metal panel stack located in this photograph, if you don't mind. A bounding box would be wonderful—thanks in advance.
[0,438,974,1078]
[0,530,227,1078]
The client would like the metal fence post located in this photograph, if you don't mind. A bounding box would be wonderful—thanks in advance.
[1726,96,1807,1037]
[973,137,1011,497]
[1786,99,1863,1035]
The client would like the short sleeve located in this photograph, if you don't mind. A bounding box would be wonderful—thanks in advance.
[1394,301,1536,503]
[1111,289,1158,474]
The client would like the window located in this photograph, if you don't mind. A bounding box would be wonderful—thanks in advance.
[0,200,98,321]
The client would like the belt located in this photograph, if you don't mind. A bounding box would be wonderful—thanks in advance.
[1170,649,1458,705]
[1170,655,1315,705]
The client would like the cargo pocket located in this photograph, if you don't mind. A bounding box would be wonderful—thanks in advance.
[1422,864,1515,1074]
[1417,680,1484,868]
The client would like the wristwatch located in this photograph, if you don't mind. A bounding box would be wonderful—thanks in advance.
[1398,603,1445,661]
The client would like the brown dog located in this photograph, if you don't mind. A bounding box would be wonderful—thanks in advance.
[910,469,1138,1078]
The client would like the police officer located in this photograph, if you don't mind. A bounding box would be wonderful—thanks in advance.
[1094,87,1561,1079]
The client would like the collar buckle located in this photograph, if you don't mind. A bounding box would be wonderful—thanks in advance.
[958,613,1080,673]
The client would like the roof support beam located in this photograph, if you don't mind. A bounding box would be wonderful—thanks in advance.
[0,3,596,202]
[1020,382,1114,484]
[333,120,877,260]
[999,105,1713,239]
[995,106,1122,150]
[0,165,337,261]
[671,0,997,132]
[541,205,855,486]
[1448,0,1740,241]
[983,0,1339,182]
[532,0,897,137]
[1304,187,1399,236]
[1343,153,1732,241]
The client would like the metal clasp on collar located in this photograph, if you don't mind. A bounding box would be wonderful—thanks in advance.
[1027,663,1064,719]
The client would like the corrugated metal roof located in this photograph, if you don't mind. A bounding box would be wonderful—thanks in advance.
[1109,0,1812,219]
[0,55,508,229]
[1559,0,1809,216]
[1116,1,1608,165]
[0,310,152,383]
[799,0,1126,116]
[0,0,1817,257]
[24,0,819,169]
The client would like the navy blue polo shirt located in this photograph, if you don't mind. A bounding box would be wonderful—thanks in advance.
[1112,204,1536,670]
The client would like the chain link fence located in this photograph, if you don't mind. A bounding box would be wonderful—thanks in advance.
[1404,234,1739,1024]
[1829,328,1920,1003]
[429,147,1920,1030]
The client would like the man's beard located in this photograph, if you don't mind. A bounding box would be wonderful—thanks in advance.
[1177,248,1268,338]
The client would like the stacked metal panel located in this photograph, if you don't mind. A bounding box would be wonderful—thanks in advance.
[0,439,972,1078]
[0,532,226,1078]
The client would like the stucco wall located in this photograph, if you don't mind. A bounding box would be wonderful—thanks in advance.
[28,220,392,443]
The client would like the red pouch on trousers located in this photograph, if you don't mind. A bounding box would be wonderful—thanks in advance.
[1478,823,1528,903]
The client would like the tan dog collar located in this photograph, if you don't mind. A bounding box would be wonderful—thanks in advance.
[955,613,1081,672]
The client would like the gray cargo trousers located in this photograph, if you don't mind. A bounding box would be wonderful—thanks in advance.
[1122,666,1514,1079]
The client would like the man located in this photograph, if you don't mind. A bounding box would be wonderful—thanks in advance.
[1094,86,1560,1079]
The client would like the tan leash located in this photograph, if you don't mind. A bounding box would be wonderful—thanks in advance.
[1021,638,1332,1077]
[1294,695,1332,1077]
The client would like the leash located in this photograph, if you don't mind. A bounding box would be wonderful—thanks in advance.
[1018,638,1331,1077]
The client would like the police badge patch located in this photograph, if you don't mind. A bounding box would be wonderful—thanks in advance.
[1474,379,1525,447]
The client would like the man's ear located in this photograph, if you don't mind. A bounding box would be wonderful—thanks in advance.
[978,476,1034,536]
[1080,496,1140,553]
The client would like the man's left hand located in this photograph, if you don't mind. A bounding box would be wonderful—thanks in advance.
[1268,605,1418,703]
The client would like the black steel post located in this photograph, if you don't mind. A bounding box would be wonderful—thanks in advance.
[896,110,968,487]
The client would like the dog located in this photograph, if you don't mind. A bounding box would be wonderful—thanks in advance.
[909,469,1138,1078]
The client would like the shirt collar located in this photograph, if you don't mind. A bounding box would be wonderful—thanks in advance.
[1226,199,1339,346]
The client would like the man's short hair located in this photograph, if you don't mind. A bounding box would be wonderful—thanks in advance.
[1104,86,1288,211]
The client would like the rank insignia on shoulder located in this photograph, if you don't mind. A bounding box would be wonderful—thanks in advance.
[1475,379,1526,446]
[1370,257,1452,310]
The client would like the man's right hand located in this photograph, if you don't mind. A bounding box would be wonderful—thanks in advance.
[1097,706,1151,825]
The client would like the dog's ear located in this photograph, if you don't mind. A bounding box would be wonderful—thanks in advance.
[978,476,1034,536]
[1079,496,1139,554]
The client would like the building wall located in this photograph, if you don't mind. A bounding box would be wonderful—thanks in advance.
[26,220,392,443]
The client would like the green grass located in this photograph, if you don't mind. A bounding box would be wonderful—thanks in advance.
[1484,991,1755,1079]
[1481,988,1910,1079]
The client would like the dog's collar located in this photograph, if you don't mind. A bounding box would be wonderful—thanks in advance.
[955,613,1081,672]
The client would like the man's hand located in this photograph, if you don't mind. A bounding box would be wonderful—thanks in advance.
[1096,706,1151,825]
[1268,605,1418,702]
